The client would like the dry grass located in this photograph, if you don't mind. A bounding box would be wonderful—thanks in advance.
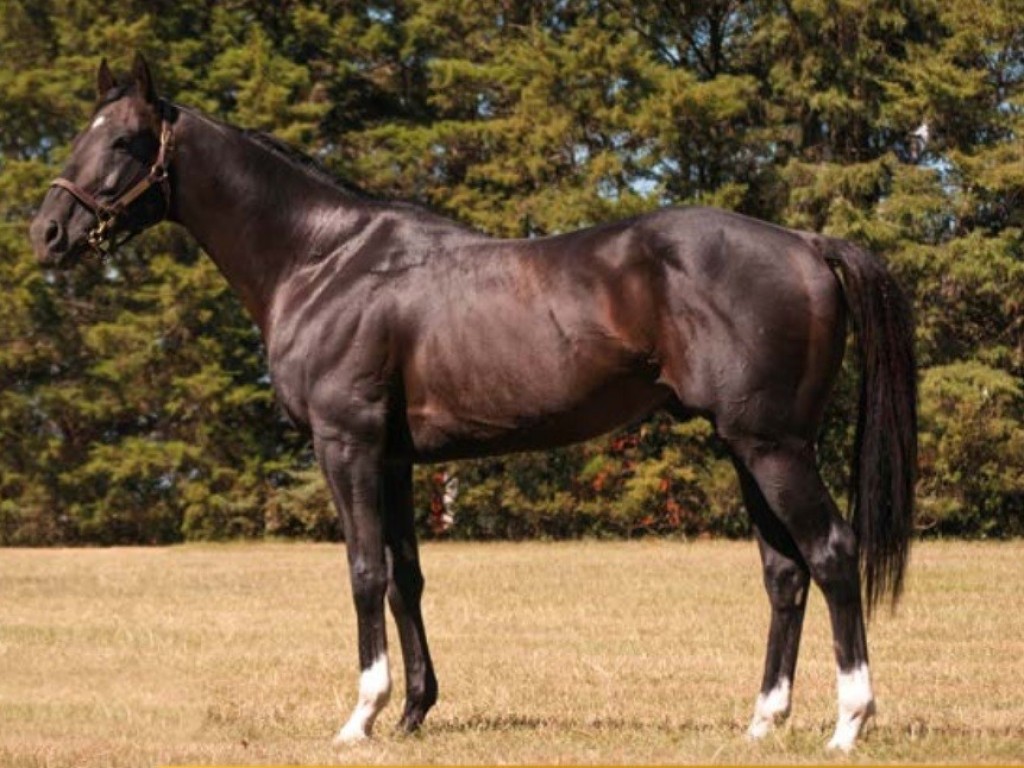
[1,539,1022,766]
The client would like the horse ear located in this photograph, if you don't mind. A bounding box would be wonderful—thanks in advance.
[131,52,158,104]
[97,58,115,99]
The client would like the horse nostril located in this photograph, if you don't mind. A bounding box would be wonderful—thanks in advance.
[44,220,67,251]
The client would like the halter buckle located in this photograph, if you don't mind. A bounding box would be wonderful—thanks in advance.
[86,210,115,252]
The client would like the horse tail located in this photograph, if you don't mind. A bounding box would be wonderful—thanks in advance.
[824,238,917,614]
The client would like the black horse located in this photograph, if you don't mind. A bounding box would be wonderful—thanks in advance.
[30,55,916,751]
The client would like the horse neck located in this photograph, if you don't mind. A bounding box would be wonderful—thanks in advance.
[167,107,364,336]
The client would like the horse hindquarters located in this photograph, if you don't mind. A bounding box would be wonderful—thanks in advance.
[654,222,911,750]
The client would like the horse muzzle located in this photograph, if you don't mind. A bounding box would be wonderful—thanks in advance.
[29,213,87,268]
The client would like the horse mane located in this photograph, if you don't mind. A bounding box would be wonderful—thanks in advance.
[96,75,368,200]
[170,103,369,200]
[239,122,479,232]
[241,129,370,200]
[175,102,484,234]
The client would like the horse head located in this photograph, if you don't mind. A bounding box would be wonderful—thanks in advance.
[30,54,173,266]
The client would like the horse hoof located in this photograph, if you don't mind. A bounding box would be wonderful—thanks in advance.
[747,679,791,741]
[333,725,370,747]
[826,733,856,753]
[826,699,875,752]
[746,719,772,741]
[397,705,429,735]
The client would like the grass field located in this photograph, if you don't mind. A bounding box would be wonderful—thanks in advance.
[2,540,1022,766]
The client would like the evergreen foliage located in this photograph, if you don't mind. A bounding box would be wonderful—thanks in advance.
[1,0,1021,544]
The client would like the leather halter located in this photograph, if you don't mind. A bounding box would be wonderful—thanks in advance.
[50,108,174,257]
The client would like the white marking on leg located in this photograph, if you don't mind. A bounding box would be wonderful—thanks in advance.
[91,115,106,130]
[747,677,791,740]
[335,653,391,744]
[827,663,875,752]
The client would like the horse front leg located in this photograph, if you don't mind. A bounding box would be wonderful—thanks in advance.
[316,435,392,745]
[382,461,439,732]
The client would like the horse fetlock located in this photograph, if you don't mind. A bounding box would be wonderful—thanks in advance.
[397,704,428,734]
[827,664,875,751]
[359,654,392,707]
[335,654,391,745]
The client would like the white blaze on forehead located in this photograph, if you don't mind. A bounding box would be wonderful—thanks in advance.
[91,115,107,130]
[747,676,792,740]
[828,663,875,752]
[335,653,391,745]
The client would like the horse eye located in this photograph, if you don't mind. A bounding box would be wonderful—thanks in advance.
[111,136,131,151]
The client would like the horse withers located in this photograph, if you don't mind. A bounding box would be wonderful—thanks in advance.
[30,55,917,751]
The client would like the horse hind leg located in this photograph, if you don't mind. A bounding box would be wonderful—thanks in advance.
[728,436,875,751]
[733,460,811,740]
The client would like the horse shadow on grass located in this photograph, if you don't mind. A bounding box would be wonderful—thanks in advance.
[429,714,1024,746]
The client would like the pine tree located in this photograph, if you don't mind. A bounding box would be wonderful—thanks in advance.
[1,0,1021,543]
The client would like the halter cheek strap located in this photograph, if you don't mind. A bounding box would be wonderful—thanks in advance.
[50,114,174,256]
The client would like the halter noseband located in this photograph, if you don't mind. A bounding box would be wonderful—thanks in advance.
[50,110,174,257]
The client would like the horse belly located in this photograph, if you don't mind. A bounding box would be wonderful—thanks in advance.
[402,307,668,462]
[406,373,669,462]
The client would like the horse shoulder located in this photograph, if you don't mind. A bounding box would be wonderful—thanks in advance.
[264,266,399,436]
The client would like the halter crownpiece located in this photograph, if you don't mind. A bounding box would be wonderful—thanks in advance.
[50,107,174,257]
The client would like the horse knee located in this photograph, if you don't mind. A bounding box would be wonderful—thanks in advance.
[350,561,388,613]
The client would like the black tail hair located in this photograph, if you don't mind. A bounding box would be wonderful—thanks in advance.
[826,239,918,613]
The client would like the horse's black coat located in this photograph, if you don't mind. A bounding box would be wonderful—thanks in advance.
[30,55,917,747]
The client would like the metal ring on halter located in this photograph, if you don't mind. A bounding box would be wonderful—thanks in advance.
[86,210,117,254]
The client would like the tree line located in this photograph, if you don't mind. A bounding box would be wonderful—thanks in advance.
[1,0,1022,545]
